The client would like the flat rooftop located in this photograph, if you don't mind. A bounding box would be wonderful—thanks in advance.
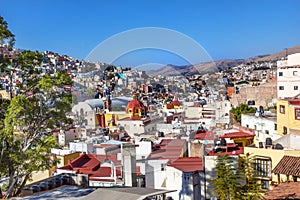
[12,186,95,200]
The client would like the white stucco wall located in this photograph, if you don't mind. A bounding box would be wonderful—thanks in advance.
[145,159,168,189]
[241,113,281,144]
[287,53,300,66]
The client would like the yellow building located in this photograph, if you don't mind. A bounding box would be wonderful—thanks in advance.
[56,151,80,168]
[277,98,300,135]
[28,151,80,184]
[244,146,300,190]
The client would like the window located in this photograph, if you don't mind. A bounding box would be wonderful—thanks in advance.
[295,86,299,90]
[279,86,284,90]
[283,126,287,135]
[293,71,298,76]
[261,180,270,190]
[265,130,269,134]
[279,72,283,76]
[274,123,277,131]
[161,163,166,171]
[280,105,285,114]
[296,109,300,120]
[255,158,271,178]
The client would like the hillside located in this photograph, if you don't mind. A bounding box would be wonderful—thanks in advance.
[148,44,300,76]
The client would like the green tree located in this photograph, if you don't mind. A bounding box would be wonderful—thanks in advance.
[211,154,263,200]
[0,16,73,198]
[211,155,238,200]
[237,153,262,200]
[231,104,256,124]
[0,16,15,49]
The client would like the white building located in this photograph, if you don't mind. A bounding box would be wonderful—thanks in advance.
[118,117,156,137]
[165,157,205,200]
[241,113,281,145]
[58,128,81,146]
[69,141,95,154]
[215,100,231,127]
[277,53,300,99]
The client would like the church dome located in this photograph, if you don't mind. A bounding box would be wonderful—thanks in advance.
[126,99,145,112]
[171,99,180,106]
[126,94,147,118]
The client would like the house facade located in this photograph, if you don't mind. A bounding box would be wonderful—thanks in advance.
[277,53,300,99]
[277,98,300,135]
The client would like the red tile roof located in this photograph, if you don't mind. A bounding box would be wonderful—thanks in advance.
[90,166,122,178]
[148,139,186,162]
[272,156,300,176]
[264,182,300,200]
[287,99,300,106]
[168,157,203,172]
[194,130,215,140]
[219,131,255,139]
[69,153,100,173]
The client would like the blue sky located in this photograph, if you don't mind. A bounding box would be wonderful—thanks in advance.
[1,0,300,68]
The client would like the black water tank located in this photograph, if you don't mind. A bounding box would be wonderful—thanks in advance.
[220,138,227,146]
[158,132,165,137]
[214,139,219,146]
[275,143,284,150]
[266,137,272,146]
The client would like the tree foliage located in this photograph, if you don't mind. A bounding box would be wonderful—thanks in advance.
[237,153,262,200]
[231,104,256,124]
[211,154,263,200]
[0,16,73,198]
[211,155,238,200]
[0,16,15,49]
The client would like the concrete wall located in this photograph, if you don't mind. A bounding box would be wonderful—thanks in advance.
[215,100,231,125]
[118,119,156,137]
[136,141,152,160]
[185,106,202,118]
[231,82,277,108]
[241,113,281,144]
[275,134,300,150]
[165,167,205,200]
[69,142,95,154]
[145,159,169,189]
[287,53,300,66]
[28,170,51,184]
[277,66,300,98]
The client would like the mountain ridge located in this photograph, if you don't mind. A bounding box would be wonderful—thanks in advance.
[147,44,300,76]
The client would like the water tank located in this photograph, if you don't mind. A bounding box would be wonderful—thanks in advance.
[220,138,227,146]
[266,137,272,146]
[158,132,164,137]
[214,139,219,146]
[274,143,284,150]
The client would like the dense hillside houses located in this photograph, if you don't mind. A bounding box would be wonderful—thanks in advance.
[3,44,300,200]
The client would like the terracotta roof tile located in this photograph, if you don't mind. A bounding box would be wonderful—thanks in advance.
[148,139,186,162]
[194,130,215,140]
[168,157,203,172]
[272,156,300,176]
[219,131,255,139]
[287,99,300,106]
[264,182,300,200]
